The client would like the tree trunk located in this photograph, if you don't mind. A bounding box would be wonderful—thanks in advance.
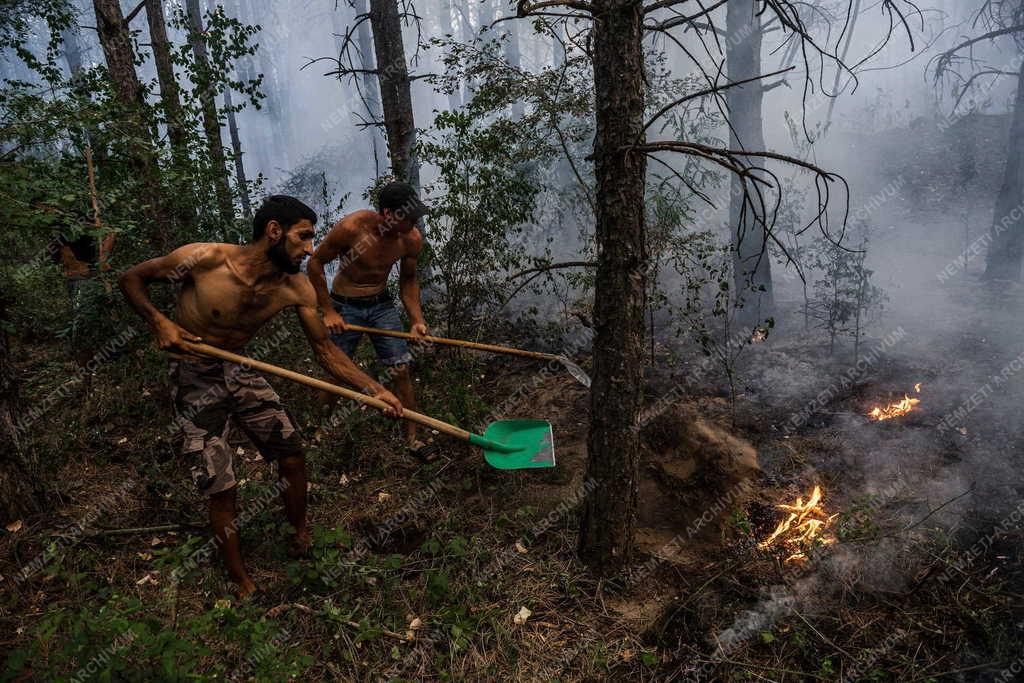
[501,4,524,119]
[145,0,189,171]
[354,0,386,176]
[368,0,419,187]
[61,22,85,80]
[459,0,474,106]
[92,0,173,248]
[223,88,252,218]
[0,298,39,525]
[727,0,773,326]
[185,0,235,223]
[984,54,1024,281]
[438,0,462,112]
[578,0,646,577]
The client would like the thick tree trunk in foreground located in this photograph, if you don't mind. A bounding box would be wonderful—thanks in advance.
[727,0,773,325]
[984,55,1024,281]
[578,0,646,576]
[0,299,39,525]
[185,0,235,223]
[368,0,419,187]
[92,0,173,247]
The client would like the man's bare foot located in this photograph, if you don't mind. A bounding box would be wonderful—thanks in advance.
[407,439,440,463]
[288,530,312,559]
[234,578,259,599]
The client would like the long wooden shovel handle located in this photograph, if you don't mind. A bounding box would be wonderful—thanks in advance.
[183,342,473,443]
[342,324,557,361]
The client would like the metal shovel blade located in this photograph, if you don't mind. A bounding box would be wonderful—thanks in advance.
[471,419,556,470]
[557,356,591,388]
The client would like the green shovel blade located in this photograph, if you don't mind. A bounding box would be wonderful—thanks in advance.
[469,420,556,470]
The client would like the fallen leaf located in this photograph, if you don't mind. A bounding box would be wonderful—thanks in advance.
[236,446,245,456]
[6,519,23,533]
[149,536,162,547]
[513,606,532,625]
[621,649,635,662]
[409,617,422,630]
[377,492,391,503]
[339,474,350,486]
[514,541,528,554]
[136,552,152,561]
[136,573,156,586]
[214,598,232,609]
[116,437,128,446]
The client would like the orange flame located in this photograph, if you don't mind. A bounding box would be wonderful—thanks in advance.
[759,485,838,562]
[868,384,922,421]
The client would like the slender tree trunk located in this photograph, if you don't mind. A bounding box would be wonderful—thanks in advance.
[0,298,39,525]
[145,0,189,171]
[92,0,173,247]
[368,0,419,187]
[501,4,524,119]
[438,0,462,112]
[354,0,386,176]
[185,0,234,222]
[459,0,474,106]
[223,89,251,218]
[984,54,1024,281]
[578,0,646,576]
[61,22,85,81]
[727,0,773,326]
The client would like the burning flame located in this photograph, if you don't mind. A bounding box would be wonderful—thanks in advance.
[868,384,922,421]
[759,485,838,563]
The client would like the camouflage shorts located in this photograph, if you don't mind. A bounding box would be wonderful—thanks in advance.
[169,356,303,497]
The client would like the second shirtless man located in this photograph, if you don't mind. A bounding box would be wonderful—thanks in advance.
[307,181,435,461]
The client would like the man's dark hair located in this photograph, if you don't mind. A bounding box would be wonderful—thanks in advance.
[252,195,317,241]
[376,182,429,221]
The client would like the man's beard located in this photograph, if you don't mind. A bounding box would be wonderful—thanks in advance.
[268,239,301,274]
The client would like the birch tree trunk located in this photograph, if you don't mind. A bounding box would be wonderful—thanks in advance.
[185,0,234,223]
[368,0,419,187]
[727,0,773,325]
[438,0,462,112]
[578,0,646,576]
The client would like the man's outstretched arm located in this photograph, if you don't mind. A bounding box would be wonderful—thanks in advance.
[307,222,347,334]
[294,291,403,417]
[118,243,214,353]
[398,234,427,336]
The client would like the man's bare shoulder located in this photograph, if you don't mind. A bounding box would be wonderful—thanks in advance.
[282,272,318,306]
[335,209,379,238]
[402,228,424,255]
[170,242,233,271]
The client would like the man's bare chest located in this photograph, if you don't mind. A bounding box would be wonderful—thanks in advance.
[186,269,288,328]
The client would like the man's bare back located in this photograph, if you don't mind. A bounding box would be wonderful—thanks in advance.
[326,209,423,297]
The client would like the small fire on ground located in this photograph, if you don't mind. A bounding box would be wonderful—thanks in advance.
[758,485,838,563]
[868,383,922,421]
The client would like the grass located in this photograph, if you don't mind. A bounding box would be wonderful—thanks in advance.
[1,330,1022,682]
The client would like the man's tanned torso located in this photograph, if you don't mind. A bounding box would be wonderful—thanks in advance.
[329,209,423,298]
[175,243,311,350]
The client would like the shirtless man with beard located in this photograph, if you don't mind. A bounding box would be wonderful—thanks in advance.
[119,195,403,597]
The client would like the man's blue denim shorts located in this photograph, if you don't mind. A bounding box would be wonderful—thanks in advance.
[329,292,412,366]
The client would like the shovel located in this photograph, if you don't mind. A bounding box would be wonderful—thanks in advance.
[341,324,591,388]
[184,342,556,470]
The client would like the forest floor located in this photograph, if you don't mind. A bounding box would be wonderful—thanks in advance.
[2,298,1023,681]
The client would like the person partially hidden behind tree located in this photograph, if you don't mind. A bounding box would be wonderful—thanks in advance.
[118,195,404,597]
[52,218,116,370]
[307,181,437,462]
